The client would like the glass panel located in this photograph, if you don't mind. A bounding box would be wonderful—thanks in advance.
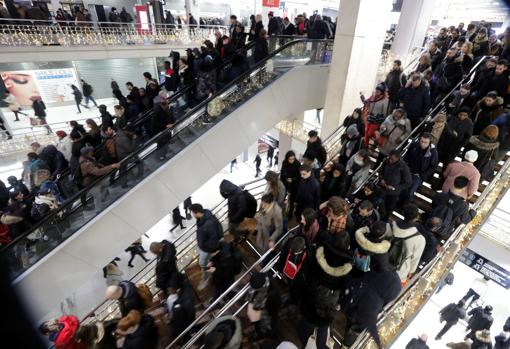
[2,39,332,281]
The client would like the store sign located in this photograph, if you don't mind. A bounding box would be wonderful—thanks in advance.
[262,0,280,8]
[259,134,279,148]
[459,248,510,289]
[1,68,79,106]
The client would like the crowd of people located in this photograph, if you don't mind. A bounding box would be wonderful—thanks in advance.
[3,17,510,349]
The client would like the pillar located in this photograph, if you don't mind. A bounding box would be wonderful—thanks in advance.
[391,0,437,58]
[321,0,392,138]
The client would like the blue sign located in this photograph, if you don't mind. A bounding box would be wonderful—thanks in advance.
[459,248,510,289]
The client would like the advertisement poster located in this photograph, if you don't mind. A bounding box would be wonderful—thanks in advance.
[1,68,79,106]
[262,0,281,7]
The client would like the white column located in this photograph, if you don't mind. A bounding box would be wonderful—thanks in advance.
[185,0,200,26]
[321,0,392,138]
[391,0,437,58]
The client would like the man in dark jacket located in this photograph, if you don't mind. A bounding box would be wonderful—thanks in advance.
[150,240,178,293]
[190,203,223,287]
[105,280,145,317]
[267,11,279,35]
[403,132,438,204]
[305,130,327,167]
[438,107,474,168]
[466,306,494,340]
[378,150,412,219]
[398,73,431,129]
[385,60,407,111]
[433,48,463,104]
[475,60,509,101]
[80,79,97,108]
[6,176,29,197]
[208,241,242,300]
[151,98,175,161]
[436,300,467,340]
[446,84,476,115]
[253,29,269,62]
[219,179,247,240]
[166,273,196,340]
[340,270,402,348]
[406,334,430,349]
[347,200,380,237]
[283,17,295,35]
[295,164,321,220]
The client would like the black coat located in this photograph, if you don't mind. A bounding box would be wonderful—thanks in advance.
[353,227,392,272]
[431,191,473,231]
[39,145,68,178]
[379,159,412,195]
[398,82,431,122]
[118,281,145,317]
[253,37,269,62]
[417,224,438,264]
[440,302,466,323]
[463,135,499,169]
[385,69,406,101]
[295,176,321,212]
[171,281,196,336]
[434,57,463,92]
[211,243,240,291]
[155,240,178,290]
[305,138,327,166]
[267,17,279,35]
[32,99,46,117]
[476,69,510,101]
[196,210,223,252]
[405,338,430,349]
[342,115,365,137]
[404,141,438,180]
[438,115,473,154]
[121,314,158,349]
[151,103,175,136]
[468,307,494,331]
[321,172,347,201]
[220,180,247,224]
[280,159,301,195]
[283,23,295,35]
[82,82,93,97]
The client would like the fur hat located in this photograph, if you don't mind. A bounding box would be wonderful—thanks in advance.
[482,125,499,140]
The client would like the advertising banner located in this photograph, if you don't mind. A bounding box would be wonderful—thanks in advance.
[1,68,79,106]
[262,0,281,8]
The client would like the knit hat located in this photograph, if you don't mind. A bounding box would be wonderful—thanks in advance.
[346,124,359,138]
[55,130,67,138]
[80,146,94,155]
[482,125,499,140]
[464,150,478,163]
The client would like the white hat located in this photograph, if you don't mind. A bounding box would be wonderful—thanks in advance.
[464,150,478,163]
[276,342,299,349]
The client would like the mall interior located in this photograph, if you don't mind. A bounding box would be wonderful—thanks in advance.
[0,0,510,348]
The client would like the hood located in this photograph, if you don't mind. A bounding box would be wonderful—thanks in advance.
[475,330,492,343]
[355,227,391,254]
[205,316,242,349]
[316,246,352,277]
[480,97,504,110]
[220,179,242,199]
[365,271,402,304]
[41,144,58,158]
[392,221,419,238]
[468,135,499,151]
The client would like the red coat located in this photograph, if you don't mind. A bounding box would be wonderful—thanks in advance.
[54,316,85,349]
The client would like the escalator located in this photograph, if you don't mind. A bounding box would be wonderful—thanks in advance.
[2,37,333,323]
[170,55,510,349]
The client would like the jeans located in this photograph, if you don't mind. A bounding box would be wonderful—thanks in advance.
[84,95,98,107]
[298,319,330,349]
[198,247,211,278]
[461,288,480,308]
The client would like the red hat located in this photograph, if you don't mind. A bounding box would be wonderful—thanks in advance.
[268,11,274,16]
[55,130,67,138]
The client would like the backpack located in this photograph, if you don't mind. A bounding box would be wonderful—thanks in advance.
[388,229,421,270]
[430,203,454,238]
[83,83,93,96]
[353,248,371,272]
[283,250,307,280]
[137,283,153,309]
[243,190,257,218]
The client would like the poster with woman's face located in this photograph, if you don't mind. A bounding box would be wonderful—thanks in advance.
[1,71,40,106]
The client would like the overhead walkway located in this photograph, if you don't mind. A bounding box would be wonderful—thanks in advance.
[2,38,333,322]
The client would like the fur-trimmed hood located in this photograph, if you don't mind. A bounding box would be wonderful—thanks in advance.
[355,227,391,254]
[316,246,352,277]
[475,330,492,343]
[469,135,499,151]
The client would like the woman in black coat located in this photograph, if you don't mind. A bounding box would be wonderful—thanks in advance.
[280,150,301,218]
[253,30,269,63]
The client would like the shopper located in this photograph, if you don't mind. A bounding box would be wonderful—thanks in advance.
[170,206,186,232]
[466,305,494,341]
[295,164,321,220]
[246,272,281,339]
[125,239,149,267]
[38,316,84,349]
[281,151,301,218]
[438,107,474,168]
[208,241,242,300]
[203,315,242,349]
[104,280,145,317]
[254,154,262,177]
[254,29,269,63]
[398,73,431,129]
[385,60,407,111]
[151,97,175,161]
[436,300,467,340]
[255,193,283,252]
[166,273,196,339]
[150,240,178,292]
[81,79,98,108]
[406,334,430,349]
[71,84,88,114]
[305,130,327,167]
[219,179,251,241]
[31,96,52,134]
[353,221,392,272]
[115,310,158,349]
[442,150,481,199]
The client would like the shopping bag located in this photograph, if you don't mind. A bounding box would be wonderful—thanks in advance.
[305,328,335,349]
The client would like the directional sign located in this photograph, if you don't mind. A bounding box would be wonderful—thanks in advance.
[459,248,510,289]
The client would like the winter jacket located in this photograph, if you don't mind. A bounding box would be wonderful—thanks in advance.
[121,314,158,349]
[151,103,175,136]
[385,69,407,101]
[434,56,463,92]
[268,17,279,35]
[220,180,247,224]
[391,221,426,280]
[463,135,499,169]
[404,141,438,180]
[82,82,93,97]
[378,114,412,156]
[254,37,269,62]
[406,338,430,349]
[364,94,389,118]
[115,129,134,161]
[79,156,113,187]
[32,99,46,118]
[476,70,510,100]
[210,243,241,291]
[155,240,178,290]
[53,315,85,349]
[204,316,242,349]
[345,156,371,191]
[339,271,402,348]
[255,203,283,251]
[438,114,474,155]
[495,332,510,349]
[354,227,392,272]
[440,302,466,323]
[305,137,327,166]
[468,307,494,332]
[472,97,505,135]
[343,115,365,137]
[39,145,68,178]
[417,224,438,264]
[313,245,352,291]
[442,161,481,198]
[321,171,347,201]
[447,90,477,116]
[295,176,321,213]
[398,82,431,122]
[118,281,145,317]
[431,191,473,232]
[196,209,223,253]
[280,159,301,195]
[347,208,380,236]
[339,132,362,164]
[170,280,196,336]
[265,180,286,208]
[379,159,412,195]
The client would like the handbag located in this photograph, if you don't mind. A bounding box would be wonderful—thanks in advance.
[283,250,307,280]
[353,248,371,272]
[305,327,335,349]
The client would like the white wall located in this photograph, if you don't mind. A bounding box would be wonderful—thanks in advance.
[14,63,330,323]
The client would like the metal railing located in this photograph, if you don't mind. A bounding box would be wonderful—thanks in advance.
[0,18,227,47]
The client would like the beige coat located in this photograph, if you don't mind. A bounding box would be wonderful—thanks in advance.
[255,203,283,252]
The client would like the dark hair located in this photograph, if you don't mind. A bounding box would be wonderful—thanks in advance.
[327,196,349,216]
[230,15,237,20]
[143,72,152,79]
[69,120,78,127]
[189,203,204,214]
[394,59,402,66]
[497,59,508,67]
[454,176,469,189]
[290,236,306,253]
[370,221,387,239]
[284,150,296,162]
[299,164,312,172]
[301,208,317,229]
[403,204,420,222]
[38,321,51,335]
[308,130,318,138]
[420,132,432,140]
[359,200,373,211]
[261,193,274,204]
[27,152,38,161]
[389,149,401,158]
[126,81,134,87]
